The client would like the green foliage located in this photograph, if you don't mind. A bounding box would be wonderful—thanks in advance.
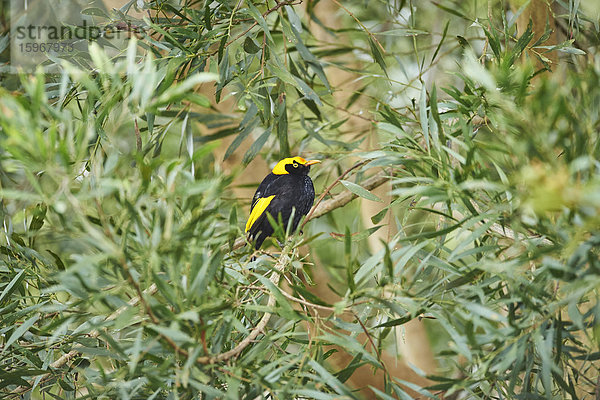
[1,0,599,399]
[378,58,600,398]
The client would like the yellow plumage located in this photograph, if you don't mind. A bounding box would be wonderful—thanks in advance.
[245,195,276,232]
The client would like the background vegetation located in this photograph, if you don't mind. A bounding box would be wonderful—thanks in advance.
[1,0,599,398]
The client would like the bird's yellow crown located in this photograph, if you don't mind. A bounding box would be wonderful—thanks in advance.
[271,156,320,175]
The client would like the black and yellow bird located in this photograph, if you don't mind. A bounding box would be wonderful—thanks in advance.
[246,156,320,249]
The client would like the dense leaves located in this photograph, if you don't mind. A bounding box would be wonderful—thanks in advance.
[1,0,599,399]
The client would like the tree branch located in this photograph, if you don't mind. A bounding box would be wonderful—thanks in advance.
[310,171,389,220]
[301,159,369,230]
[196,246,293,364]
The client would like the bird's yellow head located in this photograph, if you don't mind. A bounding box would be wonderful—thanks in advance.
[271,156,321,175]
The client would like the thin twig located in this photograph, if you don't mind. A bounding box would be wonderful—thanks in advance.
[354,312,391,379]
[134,118,142,152]
[226,0,245,42]
[243,283,370,313]
[209,0,302,56]
[119,258,159,323]
[196,246,294,364]
[282,289,348,313]
[301,159,369,230]
[329,0,385,53]
[118,258,189,357]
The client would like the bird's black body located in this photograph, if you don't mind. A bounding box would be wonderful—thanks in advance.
[246,158,317,249]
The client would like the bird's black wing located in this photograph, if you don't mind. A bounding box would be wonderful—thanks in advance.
[249,173,280,213]
[246,175,314,249]
[246,173,286,235]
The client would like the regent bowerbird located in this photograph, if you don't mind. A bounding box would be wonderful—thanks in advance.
[245,156,320,250]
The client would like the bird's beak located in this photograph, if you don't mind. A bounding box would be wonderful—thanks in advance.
[305,160,321,166]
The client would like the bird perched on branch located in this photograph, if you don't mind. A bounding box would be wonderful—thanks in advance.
[246,156,320,249]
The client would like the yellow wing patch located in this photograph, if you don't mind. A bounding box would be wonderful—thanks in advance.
[245,195,276,232]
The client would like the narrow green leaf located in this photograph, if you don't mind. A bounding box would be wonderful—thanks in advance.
[242,128,271,165]
[432,2,472,21]
[430,84,443,141]
[369,37,387,75]
[0,270,26,304]
[276,91,290,158]
[316,333,380,366]
[284,5,303,33]
[431,21,449,63]
[507,20,533,67]
[376,311,418,328]
[197,127,238,144]
[336,353,365,383]
[371,206,388,224]
[204,2,212,31]
[340,180,383,202]
[291,284,332,307]
[0,34,9,54]
[46,250,66,270]
[308,360,355,396]
[146,112,155,135]
[151,72,218,108]
[344,226,355,292]
[4,314,39,350]
[246,2,274,44]
[217,35,228,65]
[346,86,367,109]
[81,7,109,17]
[420,84,429,152]
[482,25,502,59]
[243,36,260,54]
[223,117,258,161]
[148,324,193,344]
[254,273,299,320]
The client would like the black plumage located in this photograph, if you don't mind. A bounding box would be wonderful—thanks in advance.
[246,157,319,249]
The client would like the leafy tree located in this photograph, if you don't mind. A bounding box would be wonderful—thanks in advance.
[1,0,599,399]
